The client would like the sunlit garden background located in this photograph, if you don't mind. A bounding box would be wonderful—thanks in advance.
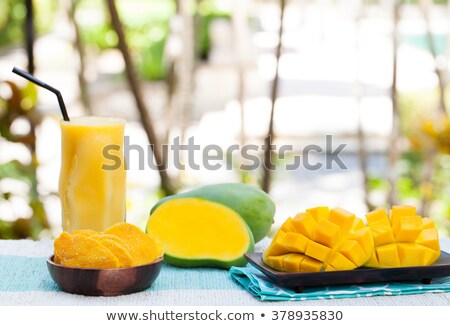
[1,0,450,240]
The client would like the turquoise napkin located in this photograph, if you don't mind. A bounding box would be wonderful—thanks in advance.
[230,265,450,301]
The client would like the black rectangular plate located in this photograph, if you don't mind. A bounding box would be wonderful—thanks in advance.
[244,252,450,292]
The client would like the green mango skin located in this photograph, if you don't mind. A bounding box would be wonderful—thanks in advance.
[149,183,275,243]
[163,239,254,270]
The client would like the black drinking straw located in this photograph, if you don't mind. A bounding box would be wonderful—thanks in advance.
[12,67,70,121]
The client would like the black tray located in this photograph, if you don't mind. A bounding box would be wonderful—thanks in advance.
[244,252,450,293]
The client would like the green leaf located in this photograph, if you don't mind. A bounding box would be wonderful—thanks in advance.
[0,160,35,183]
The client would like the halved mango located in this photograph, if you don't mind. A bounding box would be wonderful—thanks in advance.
[146,198,254,269]
[263,207,374,272]
[364,206,440,268]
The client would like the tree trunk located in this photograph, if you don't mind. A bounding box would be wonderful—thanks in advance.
[387,0,401,207]
[262,0,286,193]
[105,0,175,195]
[67,0,92,115]
[25,0,35,75]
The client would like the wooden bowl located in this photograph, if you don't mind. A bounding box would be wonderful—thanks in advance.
[47,256,163,296]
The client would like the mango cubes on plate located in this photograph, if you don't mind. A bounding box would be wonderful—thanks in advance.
[54,222,164,269]
[263,207,374,272]
[365,206,440,268]
[263,206,441,273]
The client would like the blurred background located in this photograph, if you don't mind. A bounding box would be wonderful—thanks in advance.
[1,0,450,239]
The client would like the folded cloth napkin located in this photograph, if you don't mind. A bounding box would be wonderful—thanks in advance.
[230,265,450,301]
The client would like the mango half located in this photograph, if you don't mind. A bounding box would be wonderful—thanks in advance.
[263,207,374,272]
[364,206,440,268]
[146,197,254,269]
[150,183,275,243]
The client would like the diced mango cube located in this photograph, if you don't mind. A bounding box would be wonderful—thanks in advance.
[416,228,440,252]
[300,256,323,272]
[393,215,423,242]
[364,252,379,268]
[280,217,296,232]
[328,251,357,270]
[282,253,304,272]
[376,243,400,268]
[368,219,395,246]
[352,218,366,231]
[366,208,389,225]
[306,206,329,222]
[305,240,332,263]
[390,205,416,230]
[324,265,336,272]
[314,218,341,248]
[338,239,367,266]
[347,227,374,256]
[282,232,309,253]
[423,246,440,265]
[262,231,289,259]
[292,212,316,238]
[265,254,290,271]
[397,243,427,267]
[422,217,436,229]
[329,208,356,233]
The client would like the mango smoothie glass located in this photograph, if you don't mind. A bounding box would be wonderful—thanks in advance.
[59,116,126,232]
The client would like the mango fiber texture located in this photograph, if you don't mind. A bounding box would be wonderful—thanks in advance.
[263,207,374,272]
[364,206,440,268]
[54,222,163,269]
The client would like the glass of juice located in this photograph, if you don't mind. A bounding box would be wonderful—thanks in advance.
[59,116,126,232]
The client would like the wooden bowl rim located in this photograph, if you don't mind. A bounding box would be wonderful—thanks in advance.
[47,255,164,271]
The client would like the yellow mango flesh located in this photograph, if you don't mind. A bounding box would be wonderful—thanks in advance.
[364,206,440,268]
[106,223,164,266]
[146,198,253,264]
[263,207,374,272]
[54,232,120,269]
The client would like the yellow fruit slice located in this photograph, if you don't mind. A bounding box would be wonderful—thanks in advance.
[263,207,374,272]
[105,222,163,266]
[90,233,133,268]
[54,232,120,268]
[364,206,440,268]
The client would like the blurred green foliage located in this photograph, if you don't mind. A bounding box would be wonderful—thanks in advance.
[0,0,58,48]
[0,0,231,80]
[0,81,50,239]
[76,0,230,80]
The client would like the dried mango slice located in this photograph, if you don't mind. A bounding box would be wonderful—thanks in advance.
[90,233,133,268]
[105,223,163,266]
[263,207,374,272]
[54,232,120,268]
[364,207,441,268]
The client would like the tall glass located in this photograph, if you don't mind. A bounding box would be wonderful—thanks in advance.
[59,116,126,232]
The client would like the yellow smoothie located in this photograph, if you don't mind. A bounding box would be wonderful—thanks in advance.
[59,116,126,232]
